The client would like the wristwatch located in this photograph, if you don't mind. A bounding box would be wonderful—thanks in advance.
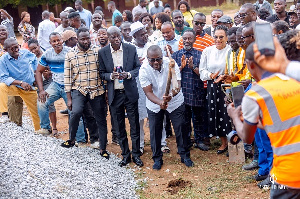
[19,81,23,86]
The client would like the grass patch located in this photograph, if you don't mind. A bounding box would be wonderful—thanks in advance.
[193,3,241,15]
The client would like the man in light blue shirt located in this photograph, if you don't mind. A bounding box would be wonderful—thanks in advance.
[0,38,41,131]
[108,1,122,26]
[75,0,92,28]
[157,22,181,57]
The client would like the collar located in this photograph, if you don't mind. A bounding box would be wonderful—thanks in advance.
[261,71,273,79]
[182,48,195,54]
[110,43,123,53]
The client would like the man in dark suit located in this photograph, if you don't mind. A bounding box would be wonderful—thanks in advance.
[98,26,143,167]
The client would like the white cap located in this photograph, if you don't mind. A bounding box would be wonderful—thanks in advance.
[129,21,147,37]
[64,7,73,12]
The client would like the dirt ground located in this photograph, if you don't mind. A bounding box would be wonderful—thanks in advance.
[45,99,269,199]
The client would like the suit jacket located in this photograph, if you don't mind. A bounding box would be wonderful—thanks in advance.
[98,43,140,105]
[204,27,212,36]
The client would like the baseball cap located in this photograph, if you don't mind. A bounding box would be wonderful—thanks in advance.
[61,30,77,42]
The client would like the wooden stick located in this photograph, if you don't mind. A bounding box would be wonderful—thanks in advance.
[164,46,173,97]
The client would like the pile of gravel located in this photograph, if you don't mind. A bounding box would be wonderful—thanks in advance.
[0,117,138,198]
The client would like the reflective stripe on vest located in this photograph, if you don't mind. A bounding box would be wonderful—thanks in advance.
[251,85,300,134]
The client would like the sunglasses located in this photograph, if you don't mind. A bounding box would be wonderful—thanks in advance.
[194,21,206,27]
[147,57,163,63]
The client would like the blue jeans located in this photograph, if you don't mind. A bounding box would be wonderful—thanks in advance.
[38,82,68,130]
[255,128,273,176]
[75,118,86,143]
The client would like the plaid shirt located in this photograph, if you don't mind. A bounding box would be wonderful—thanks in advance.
[64,45,104,99]
[172,48,205,107]
[90,28,100,46]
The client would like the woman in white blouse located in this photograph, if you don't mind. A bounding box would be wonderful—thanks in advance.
[199,25,232,154]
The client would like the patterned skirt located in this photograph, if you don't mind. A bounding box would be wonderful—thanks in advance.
[207,80,232,137]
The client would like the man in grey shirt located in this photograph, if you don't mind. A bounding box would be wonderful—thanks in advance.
[150,0,164,15]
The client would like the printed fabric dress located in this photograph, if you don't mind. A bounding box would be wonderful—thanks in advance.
[18,22,35,49]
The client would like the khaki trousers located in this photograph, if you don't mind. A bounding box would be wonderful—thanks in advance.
[0,83,40,131]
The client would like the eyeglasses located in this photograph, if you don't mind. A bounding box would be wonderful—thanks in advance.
[241,34,254,39]
[214,35,224,40]
[147,57,163,63]
[194,21,206,27]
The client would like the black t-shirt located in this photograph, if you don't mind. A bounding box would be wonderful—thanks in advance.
[266,13,290,24]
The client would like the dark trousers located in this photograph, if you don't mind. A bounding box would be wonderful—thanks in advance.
[147,104,190,162]
[270,183,300,199]
[82,102,99,143]
[165,112,172,136]
[69,90,107,150]
[185,104,208,144]
[109,90,140,158]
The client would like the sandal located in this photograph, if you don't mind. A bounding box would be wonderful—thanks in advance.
[161,145,170,153]
[52,128,59,137]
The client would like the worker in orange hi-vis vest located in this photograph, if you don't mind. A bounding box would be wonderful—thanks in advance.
[227,41,300,199]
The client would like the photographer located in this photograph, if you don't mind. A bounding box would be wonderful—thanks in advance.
[228,41,300,198]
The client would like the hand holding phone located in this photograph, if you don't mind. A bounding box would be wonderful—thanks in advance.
[254,23,275,56]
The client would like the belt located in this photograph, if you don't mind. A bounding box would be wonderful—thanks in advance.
[115,89,125,93]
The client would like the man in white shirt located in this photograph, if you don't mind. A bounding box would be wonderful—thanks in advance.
[75,0,92,28]
[37,10,56,51]
[132,0,148,17]
[139,45,194,170]
[54,11,69,33]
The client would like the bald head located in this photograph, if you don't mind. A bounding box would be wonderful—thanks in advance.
[147,45,162,57]
[3,38,17,48]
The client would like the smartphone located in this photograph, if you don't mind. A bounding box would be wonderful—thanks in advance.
[254,23,275,56]
[231,85,244,107]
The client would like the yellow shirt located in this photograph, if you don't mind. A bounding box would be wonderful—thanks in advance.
[182,10,198,28]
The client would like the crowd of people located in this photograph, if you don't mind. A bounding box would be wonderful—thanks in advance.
[0,0,300,197]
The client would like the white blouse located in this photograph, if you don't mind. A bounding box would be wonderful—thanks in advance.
[199,44,231,81]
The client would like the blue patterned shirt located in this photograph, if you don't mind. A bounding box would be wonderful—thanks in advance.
[172,48,205,107]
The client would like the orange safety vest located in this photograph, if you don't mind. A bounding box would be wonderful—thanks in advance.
[245,74,300,188]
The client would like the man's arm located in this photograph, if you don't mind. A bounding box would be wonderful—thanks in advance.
[98,50,115,81]
[227,104,257,144]
[0,9,12,21]
[143,85,167,110]
[126,48,140,79]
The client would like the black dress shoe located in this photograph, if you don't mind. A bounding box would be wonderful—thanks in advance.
[217,146,228,154]
[119,157,131,167]
[133,156,144,167]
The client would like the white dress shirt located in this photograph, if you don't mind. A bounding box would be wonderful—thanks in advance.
[37,19,56,50]
[199,44,231,81]
[110,44,124,90]
[139,57,184,113]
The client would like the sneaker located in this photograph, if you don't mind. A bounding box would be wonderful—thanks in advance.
[100,150,110,160]
[0,115,9,123]
[60,109,69,115]
[242,160,259,170]
[35,128,51,136]
[90,141,100,149]
[257,175,272,189]
[161,145,170,153]
[253,173,268,181]
[181,158,194,167]
[153,160,163,170]
[75,142,86,147]
[194,142,209,151]
[61,140,75,148]
[140,147,144,155]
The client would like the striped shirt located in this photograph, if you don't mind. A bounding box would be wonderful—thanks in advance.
[39,46,70,85]
[64,45,104,99]
[178,31,214,52]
